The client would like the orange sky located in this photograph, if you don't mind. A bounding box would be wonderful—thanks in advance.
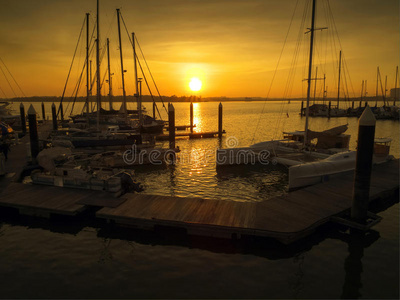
[0,0,398,99]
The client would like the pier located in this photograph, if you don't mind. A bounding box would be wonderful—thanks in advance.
[0,123,398,244]
[96,159,398,244]
[156,130,226,141]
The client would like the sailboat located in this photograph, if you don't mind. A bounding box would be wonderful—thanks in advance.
[217,0,350,166]
[216,0,393,189]
[66,4,165,135]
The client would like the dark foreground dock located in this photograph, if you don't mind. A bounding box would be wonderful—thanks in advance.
[96,159,398,244]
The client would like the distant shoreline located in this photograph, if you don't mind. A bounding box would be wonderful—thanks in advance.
[1,95,396,103]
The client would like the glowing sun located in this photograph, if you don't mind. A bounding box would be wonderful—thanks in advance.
[189,77,202,92]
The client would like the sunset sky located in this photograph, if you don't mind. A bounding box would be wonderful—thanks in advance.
[0,0,398,98]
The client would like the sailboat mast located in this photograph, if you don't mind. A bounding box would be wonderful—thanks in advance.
[132,32,141,125]
[337,50,341,109]
[394,66,398,106]
[86,13,90,117]
[304,0,316,146]
[384,75,387,106]
[323,74,326,105]
[375,66,379,107]
[360,80,364,107]
[107,38,113,110]
[313,66,318,104]
[96,0,101,130]
[116,9,127,117]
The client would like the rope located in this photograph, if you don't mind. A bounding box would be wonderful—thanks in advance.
[0,63,17,97]
[120,12,168,117]
[251,0,301,144]
[134,36,168,114]
[57,16,86,118]
[0,57,26,97]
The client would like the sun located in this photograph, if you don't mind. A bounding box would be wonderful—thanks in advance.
[189,77,202,92]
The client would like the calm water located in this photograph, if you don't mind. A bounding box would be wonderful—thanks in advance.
[1,101,399,298]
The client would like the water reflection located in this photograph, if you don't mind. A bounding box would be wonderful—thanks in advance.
[98,237,113,264]
[192,102,202,133]
[290,252,306,298]
[340,230,380,299]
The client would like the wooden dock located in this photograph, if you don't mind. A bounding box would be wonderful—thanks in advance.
[97,159,399,244]
[156,130,226,141]
[0,122,398,244]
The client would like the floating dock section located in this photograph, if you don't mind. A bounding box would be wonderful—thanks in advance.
[97,159,399,244]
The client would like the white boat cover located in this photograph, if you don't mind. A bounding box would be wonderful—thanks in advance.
[37,147,72,172]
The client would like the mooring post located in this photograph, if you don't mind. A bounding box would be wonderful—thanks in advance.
[351,100,354,109]
[51,103,58,131]
[19,103,26,135]
[168,103,175,150]
[28,104,39,162]
[153,102,156,119]
[59,102,64,124]
[41,102,46,122]
[190,102,194,133]
[300,101,304,116]
[351,105,376,223]
[218,102,223,138]
[328,101,331,118]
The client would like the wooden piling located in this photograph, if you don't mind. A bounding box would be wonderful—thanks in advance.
[300,101,304,116]
[59,102,64,123]
[351,105,376,223]
[190,102,194,133]
[28,104,39,162]
[51,103,57,131]
[218,102,223,138]
[41,102,46,121]
[19,103,26,135]
[168,103,175,149]
[328,101,331,118]
[153,102,156,119]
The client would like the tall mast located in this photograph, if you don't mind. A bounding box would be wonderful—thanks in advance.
[96,0,101,130]
[107,38,113,110]
[116,9,127,117]
[394,66,398,106]
[384,75,387,106]
[86,13,90,118]
[375,66,379,107]
[313,66,318,104]
[323,74,326,105]
[304,0,316,146]
[132,32,141,125]
[360,80,364,107]
[337,50,342,109]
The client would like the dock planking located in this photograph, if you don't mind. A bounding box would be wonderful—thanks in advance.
[0,182,128,217]
[156,130,225,141]
[97,159,399,244]
[1,182,83,217]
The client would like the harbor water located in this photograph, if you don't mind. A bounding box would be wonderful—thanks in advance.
[0,101,399,298]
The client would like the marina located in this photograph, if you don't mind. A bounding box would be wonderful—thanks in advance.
[0,117,398,245]
[0,0,399,298]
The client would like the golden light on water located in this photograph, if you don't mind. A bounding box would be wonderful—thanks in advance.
[189,77,202,92]
[192,102,202,132]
